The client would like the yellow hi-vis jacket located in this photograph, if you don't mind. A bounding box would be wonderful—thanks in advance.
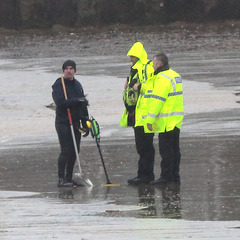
[143,69,184,133]
[120,42,154,127]
[134,74,154,127]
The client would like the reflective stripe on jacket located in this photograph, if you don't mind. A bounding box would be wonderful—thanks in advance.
[134,69,154,127]
[143,69,184,133]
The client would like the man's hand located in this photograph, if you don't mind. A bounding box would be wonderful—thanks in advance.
[77,127,89,137]
[83,128,89,137]
[133,83,139,91]
[147,123,152,131]
[124,79,128,89]
[80,119,91,137]
[78,97,89,106]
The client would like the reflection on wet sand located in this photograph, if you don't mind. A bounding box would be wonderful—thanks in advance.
[0,136,240,221]
[59,188,74,199]
[137,183,182,219]
[158,184,182,219]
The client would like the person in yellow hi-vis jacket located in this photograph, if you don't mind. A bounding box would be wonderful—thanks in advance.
[144,53,184,185]
[119,42,155,185]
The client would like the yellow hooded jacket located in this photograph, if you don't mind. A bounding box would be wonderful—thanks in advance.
[120,42,154,127]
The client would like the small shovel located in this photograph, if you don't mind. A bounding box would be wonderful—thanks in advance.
[61,76,93,187]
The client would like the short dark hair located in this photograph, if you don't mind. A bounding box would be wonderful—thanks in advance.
[153,53,168,66]
[62,60,76,72]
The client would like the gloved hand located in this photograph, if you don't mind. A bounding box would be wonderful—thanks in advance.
[83,128,89,137]
[77,127,89,137]
[81,118,91,137]
[78,97,89,106]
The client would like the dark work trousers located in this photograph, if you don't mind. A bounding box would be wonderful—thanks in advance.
[134,126,155,181]
[55,123,81,181]
[158,127,181,181]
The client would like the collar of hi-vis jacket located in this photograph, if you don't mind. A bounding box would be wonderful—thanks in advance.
[154,64,170,75]
[131,60,145,70]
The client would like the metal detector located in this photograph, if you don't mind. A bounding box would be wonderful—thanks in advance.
[88,117,120,187]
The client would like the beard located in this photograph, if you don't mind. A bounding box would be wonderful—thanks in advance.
[64,73,74,80]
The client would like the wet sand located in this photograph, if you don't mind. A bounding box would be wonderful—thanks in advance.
[1,131,240,239]
[1,22,240,239]
[1,130,240,220]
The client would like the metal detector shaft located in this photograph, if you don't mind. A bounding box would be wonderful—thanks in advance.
[95,138,112,184]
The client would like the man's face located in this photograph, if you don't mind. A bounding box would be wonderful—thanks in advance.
[63,66,75,80]
[130,56,138,65]
[153,57,162,71]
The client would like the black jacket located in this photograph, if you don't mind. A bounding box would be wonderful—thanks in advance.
[52,77,88,126]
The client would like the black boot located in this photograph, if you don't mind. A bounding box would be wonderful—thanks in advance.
[65,178,74,187]
[128,176,154,185]
[57,178,65,187]
[150,177,171,185]
[127,176,139,184]
[57,178,74,187]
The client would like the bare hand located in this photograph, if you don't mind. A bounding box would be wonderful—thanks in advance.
[124,79,128,89]
[147,123,152,131]
[133,83,139,91]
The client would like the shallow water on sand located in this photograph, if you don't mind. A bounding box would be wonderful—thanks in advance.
[1,136,240,239]
[0,50,240,144]
[0,31,240,239]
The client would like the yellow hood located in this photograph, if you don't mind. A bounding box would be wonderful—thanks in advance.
[127,42,148,65]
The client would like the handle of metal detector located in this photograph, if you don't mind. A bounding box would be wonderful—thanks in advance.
[90,118,100,142]
[95,138,111,184]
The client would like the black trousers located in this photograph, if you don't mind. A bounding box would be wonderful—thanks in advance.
[55,123,81,180]
[134,126,155,180]
[158,127,181,181]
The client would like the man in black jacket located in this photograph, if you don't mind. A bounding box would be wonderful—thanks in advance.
[52,60,89,187]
